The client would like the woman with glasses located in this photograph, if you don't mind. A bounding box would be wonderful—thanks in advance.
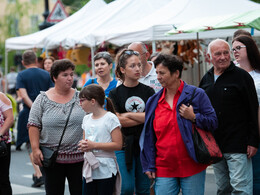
[28,59,85,195]
[232,35,260,195]
[83,52,117,97]
[109,49,155,195]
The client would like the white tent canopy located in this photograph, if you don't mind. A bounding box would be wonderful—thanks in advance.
[43,0,171,49]
[5,0,107,51]
[98,0,260,45]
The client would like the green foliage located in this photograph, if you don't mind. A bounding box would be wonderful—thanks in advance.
[75,64,91,75]
[0,0,31,72]
[251,0,260,3]
[62,0,115,15]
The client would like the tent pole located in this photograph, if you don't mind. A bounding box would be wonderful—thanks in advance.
[196,32,201,83]
[91,46,95,78]
[152,41,156,54]
[4,49,8,93]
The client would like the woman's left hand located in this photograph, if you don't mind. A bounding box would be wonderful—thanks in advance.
[179,104,196,121]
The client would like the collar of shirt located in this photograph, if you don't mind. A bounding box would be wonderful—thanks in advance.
[158,80,184,104]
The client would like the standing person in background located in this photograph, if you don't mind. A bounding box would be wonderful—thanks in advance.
[150,52,160,62]
[43,57,55,73]
[0,92,14,195]
[78,84,122,195]
[109,49,155,195]
[233,29,252,39]
[6,66,18,97]
[37,57,44,69]
[140,53,217,195]
[199,39,259,195]
[232,35,260,195]
[83,52,117,97]
[16,50,54,187]
[128,42,162,93]
[28,59,85,195]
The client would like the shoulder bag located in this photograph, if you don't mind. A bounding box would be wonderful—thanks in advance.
[40,102,75,168]
[188,88,222,164]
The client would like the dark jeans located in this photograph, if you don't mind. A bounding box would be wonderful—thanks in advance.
[41,161,83,195]
[82,175,116,195]
[0,143,12,195]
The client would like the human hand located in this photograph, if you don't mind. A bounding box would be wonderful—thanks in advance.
[145,171,156,179]
[179,104,196,121]
[78,139,96,152]
[247,145,258,158]
[32,148,43,167]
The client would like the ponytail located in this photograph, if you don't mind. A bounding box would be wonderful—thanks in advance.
[106,97,116,114]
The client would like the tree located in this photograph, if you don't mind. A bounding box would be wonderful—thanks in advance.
[0,0,31,72]
[62,0,115,14]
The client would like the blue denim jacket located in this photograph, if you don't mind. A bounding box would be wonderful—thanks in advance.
[139,82,218,173]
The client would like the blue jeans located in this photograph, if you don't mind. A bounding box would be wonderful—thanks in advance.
[116,150,150,195]
[252,143,260,195]
[154,170,206,195]
[213,153,253,195]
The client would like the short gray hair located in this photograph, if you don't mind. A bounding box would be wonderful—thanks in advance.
[207,39,231,58]
[93,52,113,64]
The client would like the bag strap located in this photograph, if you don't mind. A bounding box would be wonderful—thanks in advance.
[56,102,75,152]
[187,88,196,106]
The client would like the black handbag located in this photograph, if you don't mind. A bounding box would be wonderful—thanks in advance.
[40,102,75,168]
[0,140,7,157]
[188,88,223,164]
[40,146,58,167]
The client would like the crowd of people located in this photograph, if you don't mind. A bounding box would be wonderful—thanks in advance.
[0,29,260,195]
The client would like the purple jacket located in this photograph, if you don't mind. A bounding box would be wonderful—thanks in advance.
[139,82,218,173]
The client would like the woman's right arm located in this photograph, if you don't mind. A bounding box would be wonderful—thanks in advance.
[29,126,43,167]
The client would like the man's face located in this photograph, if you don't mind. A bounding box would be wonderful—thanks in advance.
[210,41,231,72]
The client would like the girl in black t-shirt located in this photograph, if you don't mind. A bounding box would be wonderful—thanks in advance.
[109,49,154,195]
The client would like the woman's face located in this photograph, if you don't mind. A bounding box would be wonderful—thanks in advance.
[94,58,112,78]
[232,41,248,64]
[44,59,54,72]
[54,68,74,89]
[156,63,179,88]
[120,55,141,82]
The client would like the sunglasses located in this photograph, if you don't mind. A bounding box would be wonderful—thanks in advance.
[232,45,246,52]
[123,50,140,56]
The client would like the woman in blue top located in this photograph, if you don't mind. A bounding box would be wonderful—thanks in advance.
[83,52,117,96]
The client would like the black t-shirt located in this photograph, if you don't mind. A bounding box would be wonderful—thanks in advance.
[109,83,155,158]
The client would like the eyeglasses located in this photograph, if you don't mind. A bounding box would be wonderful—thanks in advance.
[79,98,87,104]
[232,45,246,52]
[123,50,140,56]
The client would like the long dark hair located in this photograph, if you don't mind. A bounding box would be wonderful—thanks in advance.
[232,35,260,71]
[79,84,116,114]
